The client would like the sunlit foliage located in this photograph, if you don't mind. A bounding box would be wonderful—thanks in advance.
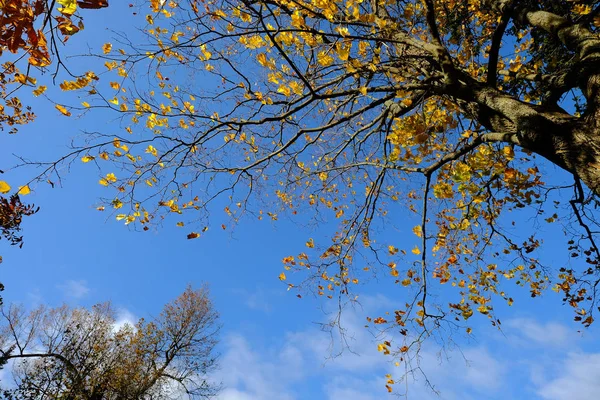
[21,0,600,390]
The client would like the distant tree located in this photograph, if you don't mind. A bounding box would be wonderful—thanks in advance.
[0,286,220,399]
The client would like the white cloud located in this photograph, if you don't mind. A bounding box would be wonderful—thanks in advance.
[113,308,137,331]
[537,353,600,400]
[286,307,390,373]
[324,376,386,400]
[57,279,90,299]
[215,334,303,400]
[505,318,571,347]
[409,344,506,400]
[460,347,506,391]
[215,293,510,400]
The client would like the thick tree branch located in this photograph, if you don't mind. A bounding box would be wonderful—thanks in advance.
[487,10,511,86]
[423,0,457,83]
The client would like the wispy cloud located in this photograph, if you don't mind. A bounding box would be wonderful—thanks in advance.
[234,287,284,314]
[57,279,90,299]
[505,318,572,348]
[537,353,600,400]
[215,334,303,400]
[215,293,510,400]
[214,293,600,400]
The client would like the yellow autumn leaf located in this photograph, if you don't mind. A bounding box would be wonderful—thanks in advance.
[32,85,47,96]
[289,81,303,95]
[81,155,95,163]
[0,181,11,194]
[573,4,592,15]
[503,145,515,161]
[55,104,71,117]
[14,74,28,85]
[279,272,286,281]
[412,225,422,237]
[401,98,413,107]
[411,246,421,255]
[377,343,390,354]
[57,0,77,15]
[336,42,350,61]
[290,11,304,28]
[316,51,334,67]
[199,44,212,60]
[105,173,117,183]
[277,85,291,97]
[109,97,119,105]
[100,173,117,186]
[18,185,31,195]
[477,305,489,314]
[102,43,112,54]
[81,101,90,108]
[146,145,158,157]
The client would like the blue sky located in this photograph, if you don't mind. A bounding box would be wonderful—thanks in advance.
[1,2,600,399]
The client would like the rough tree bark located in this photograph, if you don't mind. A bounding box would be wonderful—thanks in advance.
[439,0,600,195]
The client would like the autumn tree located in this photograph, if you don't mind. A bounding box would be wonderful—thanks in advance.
[21,0,600,387]
[0,286,220,399]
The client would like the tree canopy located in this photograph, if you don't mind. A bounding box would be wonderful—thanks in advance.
[0,286,220,399]
[4,0,600,390]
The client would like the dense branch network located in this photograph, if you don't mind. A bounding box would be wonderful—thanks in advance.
[16,0,600,384]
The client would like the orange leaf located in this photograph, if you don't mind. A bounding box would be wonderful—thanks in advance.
[55,104,71,116]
